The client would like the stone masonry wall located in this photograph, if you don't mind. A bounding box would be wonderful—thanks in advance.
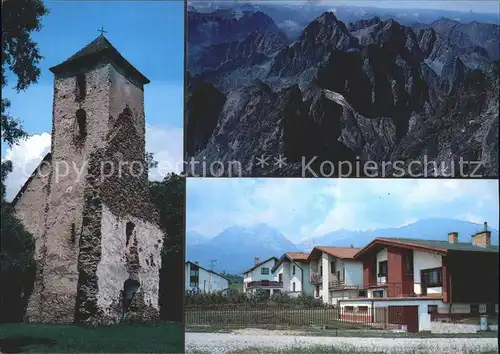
[17,56,164,325]
[13,159,51,322]
[73,62,165,324]
[40,63,113,323]
[96,204,163,320]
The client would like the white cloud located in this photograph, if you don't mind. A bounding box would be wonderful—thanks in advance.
[3,133,52,201]
[187,178,499,242]
[311,207,360,236]
[460,213,486,225]
[187,178,337,238]
[146,123,183,180]
[2,124,183,201]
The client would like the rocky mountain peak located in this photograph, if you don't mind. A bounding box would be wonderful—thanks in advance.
[268,11,358,78]
[188,9,286,48]
[441,55,467,94]
[187,6,499,177]
[347,17,382,32]
[300,11,352,44]
[418,27,437,58]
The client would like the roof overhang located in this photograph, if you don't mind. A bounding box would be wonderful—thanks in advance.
[353,238,448,260]
[49,37,150,85]
[241,256,278,275]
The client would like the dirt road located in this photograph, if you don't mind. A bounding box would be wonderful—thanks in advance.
[185,329,498,353]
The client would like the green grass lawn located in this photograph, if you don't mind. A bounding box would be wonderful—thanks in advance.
[0,322,183,353]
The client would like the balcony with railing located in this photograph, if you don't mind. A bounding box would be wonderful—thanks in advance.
[368,282,441,298]
[328,280,361,290]
[310,272,323,284]
[246,280,283,289]
[324,281,441,298]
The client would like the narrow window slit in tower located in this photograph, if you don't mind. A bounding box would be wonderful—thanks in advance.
[71,223,76,244]
[76,74,86,101]
[126,222,135,247]
[75,109,87,139]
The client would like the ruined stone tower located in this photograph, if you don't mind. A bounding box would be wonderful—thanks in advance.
[12,35,165,325]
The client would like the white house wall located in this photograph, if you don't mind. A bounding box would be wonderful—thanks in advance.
[243,258,276,291]
[313,253,364,304]
[273,262,304,294]
[198,268,229,292]
[185,263,229,293]
[344,260,363,286]
[338,299,493,332]
[273,262,289,291]
[413,250,443,295]
[321,252,330,304]
[309,259,320,273]
[273,263,285,284]
[185,263,190,290]
[301,263,314,296]
[330,289,359,306]
[290,263,303,293]
[338,299,443,332]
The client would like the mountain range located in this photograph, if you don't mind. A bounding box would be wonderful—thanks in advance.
[186,218,499,274]
[186,2,499,177]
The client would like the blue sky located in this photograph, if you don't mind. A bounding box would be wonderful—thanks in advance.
[186,178,499,242]
[2,1,184,200]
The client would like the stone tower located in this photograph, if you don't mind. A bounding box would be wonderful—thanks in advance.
[12,35,165,325]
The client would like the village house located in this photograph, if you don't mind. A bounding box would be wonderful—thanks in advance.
[307,246,364,306]
[185,261,230,293]
[243,257,279,296]
[337,225,499,332]
[271,252,313,297]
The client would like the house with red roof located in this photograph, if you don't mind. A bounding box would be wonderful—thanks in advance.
[242,257,280,297]
[271,252,312,296]
[307,246,364,305]
[338,225,499,332]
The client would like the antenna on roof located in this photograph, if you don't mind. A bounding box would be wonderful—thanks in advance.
[209,260,217,271]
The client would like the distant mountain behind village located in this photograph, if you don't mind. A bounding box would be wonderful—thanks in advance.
[187,218,499,275]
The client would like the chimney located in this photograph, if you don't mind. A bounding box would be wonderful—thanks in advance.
[254,257,260,265]
[195,261,199,265]
[472,222,491,248]
[448,232,458,244]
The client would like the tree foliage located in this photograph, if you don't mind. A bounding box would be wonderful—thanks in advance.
[221,272,243,285]
[0,161,36,322]
[184,290,326,308]
[1,0,48,322]
[1,0,49,146]
[149,173,185,322]
[145,152,158,169]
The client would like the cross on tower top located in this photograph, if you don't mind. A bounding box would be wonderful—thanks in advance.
[98,26,107,36]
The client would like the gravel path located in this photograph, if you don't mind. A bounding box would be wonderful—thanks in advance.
[185,331,498,354]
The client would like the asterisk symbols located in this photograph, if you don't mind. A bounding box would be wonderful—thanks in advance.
[274,154,287,168]
[255,154,270,168]
[255,154,287,169]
